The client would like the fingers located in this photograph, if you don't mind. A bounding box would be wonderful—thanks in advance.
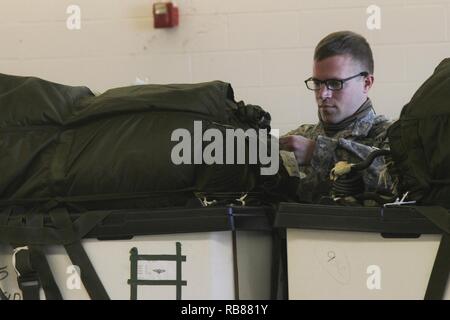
[279,135,295,151]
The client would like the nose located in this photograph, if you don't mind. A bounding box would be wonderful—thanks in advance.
[317,83,332,99]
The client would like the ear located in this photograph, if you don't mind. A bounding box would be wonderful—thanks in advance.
[363,74,374,93]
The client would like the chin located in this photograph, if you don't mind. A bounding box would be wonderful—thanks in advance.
[320,112,339,124]
[323,119,338,124]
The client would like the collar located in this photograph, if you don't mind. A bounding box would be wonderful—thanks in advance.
[316,99,381,139]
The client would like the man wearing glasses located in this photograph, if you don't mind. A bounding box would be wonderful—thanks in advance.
[279,31,392,203]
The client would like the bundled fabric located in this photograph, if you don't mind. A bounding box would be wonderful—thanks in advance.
[0,73,279,210]
[388,58,450,208]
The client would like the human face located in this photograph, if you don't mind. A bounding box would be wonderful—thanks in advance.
[312,54,373,124]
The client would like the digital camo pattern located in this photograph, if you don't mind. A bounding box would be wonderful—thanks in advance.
[285,105,394,203]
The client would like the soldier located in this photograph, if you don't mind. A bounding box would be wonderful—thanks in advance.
[279,31,393,204]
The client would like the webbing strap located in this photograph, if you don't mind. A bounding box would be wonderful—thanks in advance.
[64,242,109,300]
[28,246,62,300]
[227,207,239,300]
[414,206,450,300]
[50,208,110,300]
[231,232,239,300]
[13,247,40,300]
[18,279,40,300]
[0,210,111,246]
[14,213,41,300]
[425,234,450,300]
[270,229,281,300]
[0,207,13,300]
[17,213,63,300]
[0,206,12,226]
[0,188,196,207]
[0,203,111,300]
[26,213,61,302]
[414,206,450,234]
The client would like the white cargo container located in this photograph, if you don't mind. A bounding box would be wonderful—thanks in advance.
[0,206,273,300]
[275,203,450,300]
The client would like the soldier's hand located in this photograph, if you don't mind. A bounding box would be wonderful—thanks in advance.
[279,135,316,165]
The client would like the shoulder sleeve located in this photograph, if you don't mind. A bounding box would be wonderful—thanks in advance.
[284,124,317,138]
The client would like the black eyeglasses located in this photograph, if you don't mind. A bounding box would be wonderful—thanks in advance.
[304,72,369,91]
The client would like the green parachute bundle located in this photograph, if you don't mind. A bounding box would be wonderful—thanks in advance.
[0,73,279,210]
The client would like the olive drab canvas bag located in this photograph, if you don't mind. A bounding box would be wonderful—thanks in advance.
[0,73,280,210]
[388,58,450,208]
[388,58,450,300]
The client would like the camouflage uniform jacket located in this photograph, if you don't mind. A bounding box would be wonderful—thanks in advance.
[286,105,393,203]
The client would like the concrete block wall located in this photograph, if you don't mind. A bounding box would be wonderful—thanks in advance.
[1,0,449,133]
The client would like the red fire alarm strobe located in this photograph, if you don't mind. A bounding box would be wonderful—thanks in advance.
[153,2,179,28]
